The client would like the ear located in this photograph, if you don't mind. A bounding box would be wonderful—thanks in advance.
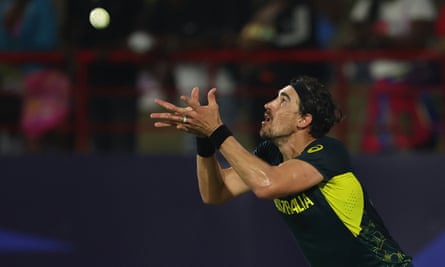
[297,114,312,128]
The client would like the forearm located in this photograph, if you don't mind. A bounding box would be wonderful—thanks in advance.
[196,155,227,204]
[218,136,274,198]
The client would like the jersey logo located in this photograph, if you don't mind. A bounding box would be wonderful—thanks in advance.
[274,193,314,215]
[307,144,323,153]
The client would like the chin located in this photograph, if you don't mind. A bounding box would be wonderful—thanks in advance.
[259,127,266,138]
[259,130,271,140]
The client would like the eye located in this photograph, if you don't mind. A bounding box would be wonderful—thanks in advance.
[280,97,287,105]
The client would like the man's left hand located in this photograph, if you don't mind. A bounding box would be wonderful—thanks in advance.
[150,87,223,137]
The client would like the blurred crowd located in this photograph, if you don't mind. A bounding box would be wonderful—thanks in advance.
[0,0,444,155]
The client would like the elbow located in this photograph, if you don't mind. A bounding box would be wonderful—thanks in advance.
[202,198,224,205]
[254,191,275,200]
[201,196,218,205]
[252,188,277,200]
[200,194,227,205]
[249,171,277,200]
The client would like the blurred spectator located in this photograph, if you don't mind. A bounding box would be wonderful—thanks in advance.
[313,0,348,50]
[0,0,70,153]
[239,0,323,83]
[0,0,58,51]
[435,2,445,51]
[431,1,445,148]
[434,1,445,55]
[147,0,250,153]
[312,0,348,83]
[238,0,325,146]
[347,0,439,153]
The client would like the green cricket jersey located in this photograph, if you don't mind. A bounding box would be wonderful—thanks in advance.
[254,136,412,267]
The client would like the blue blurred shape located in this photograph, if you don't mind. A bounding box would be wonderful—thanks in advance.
[413,231,445,267]
[0,228,74,253]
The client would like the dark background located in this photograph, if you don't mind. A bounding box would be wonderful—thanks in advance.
[0,153,444,267]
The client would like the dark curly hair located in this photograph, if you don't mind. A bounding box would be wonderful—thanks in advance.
[290,76,343,138]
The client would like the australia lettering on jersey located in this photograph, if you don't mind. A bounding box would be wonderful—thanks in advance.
[274,193,314,215]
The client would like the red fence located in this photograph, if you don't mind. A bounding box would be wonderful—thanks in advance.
[0,49,444,153]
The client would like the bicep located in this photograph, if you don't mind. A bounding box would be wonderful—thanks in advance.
[264,159,323,198]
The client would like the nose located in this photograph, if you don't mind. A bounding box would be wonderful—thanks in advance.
[264,99,273,110]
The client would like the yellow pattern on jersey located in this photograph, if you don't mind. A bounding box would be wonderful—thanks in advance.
[319,172,364,237]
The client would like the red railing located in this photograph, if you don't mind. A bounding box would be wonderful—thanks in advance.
[1,49,444,153]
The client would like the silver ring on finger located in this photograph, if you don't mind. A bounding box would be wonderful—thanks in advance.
[182,115,187,123]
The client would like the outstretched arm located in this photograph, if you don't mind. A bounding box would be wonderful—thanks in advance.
[150,87,250,204]
[152,87,323,200]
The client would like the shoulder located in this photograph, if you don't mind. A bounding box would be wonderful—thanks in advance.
[298,136,351,180]
[303,136,347,157]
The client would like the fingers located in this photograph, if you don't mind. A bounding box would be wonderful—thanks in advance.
[151,87,218,135]
[153,98,194,129]
[153,116,193,135]
[191,87,199,102]
[152,114,189,129]
[154,98,187,114]
[150,112,185,124]
[207,88,217,106]
[153,121,175,128]
[176,124,189,132]
[154,121,191,135]
[181,87,201,108]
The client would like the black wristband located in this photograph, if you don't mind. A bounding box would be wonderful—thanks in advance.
[196,137,216,157]
[209,125,232,149]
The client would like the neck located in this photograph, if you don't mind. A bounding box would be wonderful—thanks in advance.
[274,133,316,161]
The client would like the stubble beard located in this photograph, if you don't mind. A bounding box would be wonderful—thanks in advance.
[259,123,281,141]
[259,123,270,140]
[260,121,295,142]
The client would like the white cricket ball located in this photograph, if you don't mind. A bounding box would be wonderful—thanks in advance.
[89,7,110,30]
